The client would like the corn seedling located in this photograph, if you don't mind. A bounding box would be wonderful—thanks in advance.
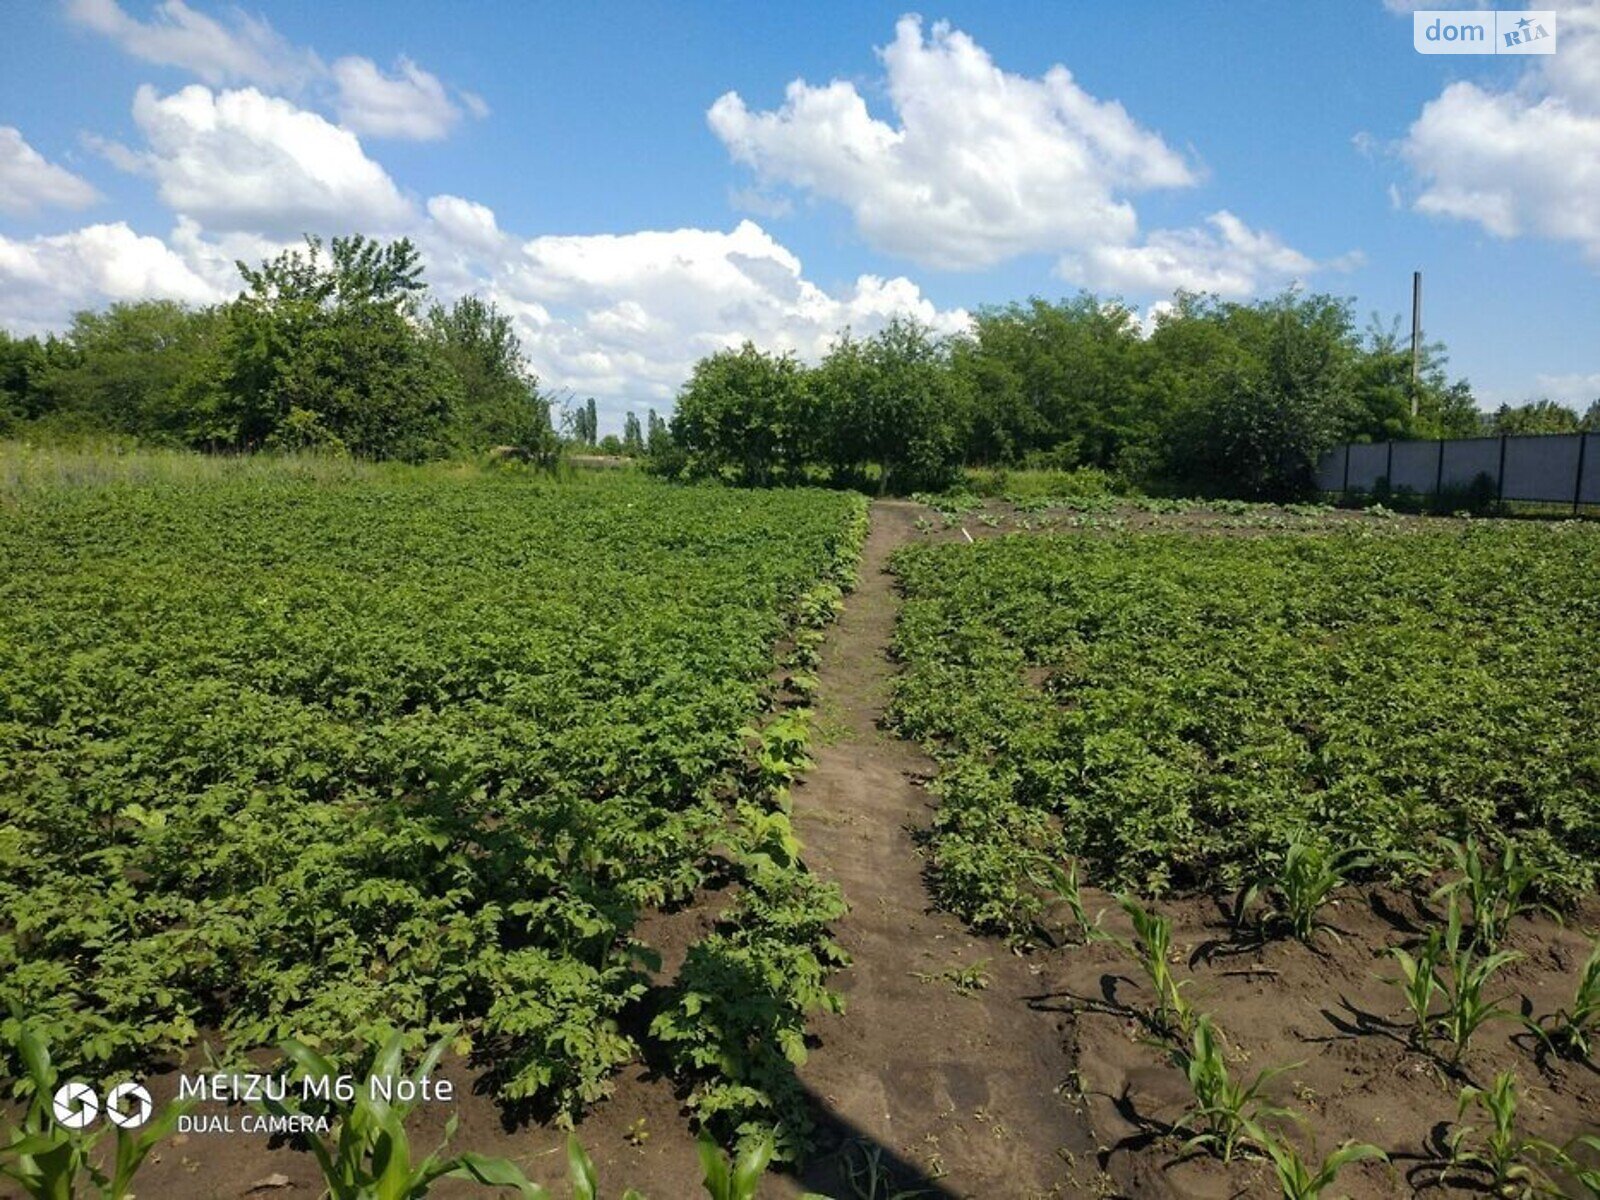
[840,1139,929,1199]
[1029,860,1108,946]
[255,1029,545,1199]
[1255,1131,1388,1200]
[696,1130,774,1200]
[1385,926,1445,1048]
[0,1018,190,1200]
[1436,896,1523,1063]
[1238,835,1368,943]
[1533,937,1600,1061]
[567,1134,645,1200]
[1447,1072,1564,1198]
[1432,836,1554,952]
[1177,1015,1298,1163]
[1565,1134,1600,1197]
[1115,895,1194,1039]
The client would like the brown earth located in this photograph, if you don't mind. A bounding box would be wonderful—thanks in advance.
[783,500,1097,1199]
[1044,886,1600,1199]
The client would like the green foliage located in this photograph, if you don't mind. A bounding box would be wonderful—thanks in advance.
[256,1030,544,1199]
[424,296,557,459]
[1239,835,1368,943]
[1257,1136,1387,1200]
[1447,1072,1565,1198]
[888,525,1600,936]
[1488,399,1583,436]
[1385,930,1446,1049]
[1430,836,1553,952]
[695,1130,773,1200]
[651,860,849,1161]
[1159,292,1355,502]
[671,344,813,486]
[0,1016,190,1200]
[1533,937,1600,1061]
[0,465,861,1129]
[1177,1015,1297,1164]
[1387,896,1521,1062]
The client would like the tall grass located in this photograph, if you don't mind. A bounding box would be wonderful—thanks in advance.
[0,441,605,501]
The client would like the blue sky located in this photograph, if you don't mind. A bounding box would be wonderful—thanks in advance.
[2,1,1598,430]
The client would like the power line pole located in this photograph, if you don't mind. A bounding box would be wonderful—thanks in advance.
[1410,270,1422,418]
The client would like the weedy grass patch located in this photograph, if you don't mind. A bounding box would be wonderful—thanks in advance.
[0,462,865,1146]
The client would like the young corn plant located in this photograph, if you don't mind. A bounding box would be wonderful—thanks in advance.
[839,1139,929,1199]
[1029,859,1107,946]
[1446,1072,1565,1198]
[1432,836,1553,952]
[1533,937,1600,1061]
[1385,925,1446,1049]
[1436,897,1523,1064]
[696,1131,775,1200]
[1115,895,1194,1040]
[254,1030,544,1199]
[1256,1132,1388,1200]
[1177,1015,1298,1164]
[0,1019,190,1200]
[1239,836,1368,944]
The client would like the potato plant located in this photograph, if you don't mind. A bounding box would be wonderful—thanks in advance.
[888,524,1600,934]
[0,469,865,1138]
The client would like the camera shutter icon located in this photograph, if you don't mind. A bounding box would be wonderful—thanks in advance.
[51,1082,99,1130]
[106,1081,153,1129]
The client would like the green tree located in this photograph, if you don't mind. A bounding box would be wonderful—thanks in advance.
[622,411,644,456]
[221,235,455,459]
[425,295,554,456]
[955,295,1148,469]
[1162,292,1355,501]
[814,317,962,493]
[1489,399,1582,435]
[670,342,812,485]
[35,301,227,444]
[0,330,56,431]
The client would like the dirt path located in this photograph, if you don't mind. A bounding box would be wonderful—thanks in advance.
[782,501,1097,1200]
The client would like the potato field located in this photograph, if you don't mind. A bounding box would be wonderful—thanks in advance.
[0,464,865,1162]
[887,512,1600,1197]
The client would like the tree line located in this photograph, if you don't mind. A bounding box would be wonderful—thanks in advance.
[4,234,1596,499]
[664,293,1597,500]
[0,235,556,463]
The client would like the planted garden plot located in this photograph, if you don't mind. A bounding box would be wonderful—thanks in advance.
[889,521,1600,1196]
[0,467,864,1164]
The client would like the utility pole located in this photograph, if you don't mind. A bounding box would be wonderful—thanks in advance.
[1410,270,1422,418]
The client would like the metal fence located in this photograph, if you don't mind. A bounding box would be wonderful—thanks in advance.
[1317,432,1599,511]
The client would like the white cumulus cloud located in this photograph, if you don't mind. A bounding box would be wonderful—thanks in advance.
[708,15,1196,270]
[332,56,464,141]
[450,217,970,412]
[1065,210,1336,299]
[107,84,413,236]
[426,194,505,254]
[65,0,321,89]
[1399,0,1600,264]
[0,221,220,333]
[66,0,481,142]
[0,127,100,215]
